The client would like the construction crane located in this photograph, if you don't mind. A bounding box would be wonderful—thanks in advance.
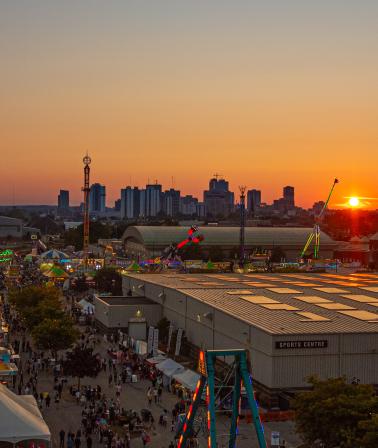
[176,349,267,448]
[301,178,339,259]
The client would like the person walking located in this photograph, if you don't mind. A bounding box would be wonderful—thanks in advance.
[45,393,51,408]
[59,429,65,448]
[153,387,158,404]
[147,387,152,406]
[86,435,92,448]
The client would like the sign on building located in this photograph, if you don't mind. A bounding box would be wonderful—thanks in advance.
[167,324,174,353]
[147,326,154,354]
[275,340,328,349]
[175,328,183,357]
[153,328,159,356]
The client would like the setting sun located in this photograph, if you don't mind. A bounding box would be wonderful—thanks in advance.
[348,197,360,207]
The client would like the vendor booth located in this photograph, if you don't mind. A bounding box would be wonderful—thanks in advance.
[156,358,185,387]
[172,369,201,392]
[0,384,51,447]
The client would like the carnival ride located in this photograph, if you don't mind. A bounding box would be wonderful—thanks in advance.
[140,226,204,269]
[301,178,339,260]
[176,349,266,448]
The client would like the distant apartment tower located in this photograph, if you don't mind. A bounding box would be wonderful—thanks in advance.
[247,189,261,214]
[58,190,69,209]
[121,187,140,219]
[114,199,121,211]
[89,183,106,213]
[283,186,295,207]
[163,189,180,217]
[145,183,162,217]
[204,176,234,218]
[180,195,198,216]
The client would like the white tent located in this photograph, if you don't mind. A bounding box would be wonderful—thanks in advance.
[78,299,95,313]
[0,384,51,444]
[40,249,69,260]
[146,355,167,365]
[156,358,185,379]
[173,369,201,391]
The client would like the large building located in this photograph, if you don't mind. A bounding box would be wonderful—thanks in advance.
[204,177,234,218]
[121,225,338,260]
[145,183,162,217]
[57,190,69,209]
[247,189,261,214]
[283,186,295,207]
[89,183,106,213]
[123,271,378,408]
[163,189,180,217]
[121,187,141,219]
[0,216,40,239]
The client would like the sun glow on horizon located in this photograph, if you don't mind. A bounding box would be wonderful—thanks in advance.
[348,197,360,207]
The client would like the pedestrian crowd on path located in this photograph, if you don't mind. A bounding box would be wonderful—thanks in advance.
[0,260,200,448]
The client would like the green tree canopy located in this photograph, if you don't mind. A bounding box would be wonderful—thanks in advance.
[31,317,78,352]
[294,376,378,448]
[95,267,122,295]
[9,285,60,310]
[63,346,101,387]
[358,414,378,448]
[64,221,112,250]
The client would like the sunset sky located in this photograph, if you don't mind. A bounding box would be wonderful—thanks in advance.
[1,1,377,208]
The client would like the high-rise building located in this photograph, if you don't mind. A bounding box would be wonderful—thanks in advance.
[204,177,234,218]
[114,199,121,211]
[247,189,261,214]
[121,187,141,219]
[283,186,295,207]
[57,190,69,209]
[89,183,106,213]
[145,183,162,217]
[163,189,180,217]
[180,195,198,216]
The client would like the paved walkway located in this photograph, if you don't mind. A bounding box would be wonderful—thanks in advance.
[24,336,301,448]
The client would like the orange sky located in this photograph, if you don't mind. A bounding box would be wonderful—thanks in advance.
[0,2,377,208]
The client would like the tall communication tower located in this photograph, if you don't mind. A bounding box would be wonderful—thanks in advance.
[82,154,91,264]
[239,185,246,264]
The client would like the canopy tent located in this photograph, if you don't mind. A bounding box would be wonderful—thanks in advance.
[125,261,143,272]
[173,369,201,391]
[43,266,68,279]
[40,249,69,261]
[156,358,185,379]
[0,384,51,444]
[145,355,167,365]
[78,299,95,313]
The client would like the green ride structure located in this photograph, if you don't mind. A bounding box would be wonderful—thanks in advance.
[301,178,339,259]
[176,349,267,448]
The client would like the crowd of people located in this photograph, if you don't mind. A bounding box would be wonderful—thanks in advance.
[1,260,197,448]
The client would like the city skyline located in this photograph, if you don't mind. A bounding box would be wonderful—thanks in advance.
[1,2,378,208]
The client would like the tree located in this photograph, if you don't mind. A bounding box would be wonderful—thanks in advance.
[9,285,60,312]
[63,346,102,388]
[358,414,378,448]
[294,376,378,448]
[207,246,224,262]
[156,317,170,343]
[64,221,112,250]
[32,317,79,352]
[95,267,122,295]
[270,246,286,263]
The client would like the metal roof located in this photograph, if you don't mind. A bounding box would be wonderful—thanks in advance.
[122,226,337,248]
[125,272,378,335]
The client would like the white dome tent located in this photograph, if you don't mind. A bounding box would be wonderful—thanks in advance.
[0,384,51,446]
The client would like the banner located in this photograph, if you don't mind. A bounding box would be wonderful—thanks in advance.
[147,326,154,354]
[175,328,183,357]
[153,328,159,356]
[167,324,174,353]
